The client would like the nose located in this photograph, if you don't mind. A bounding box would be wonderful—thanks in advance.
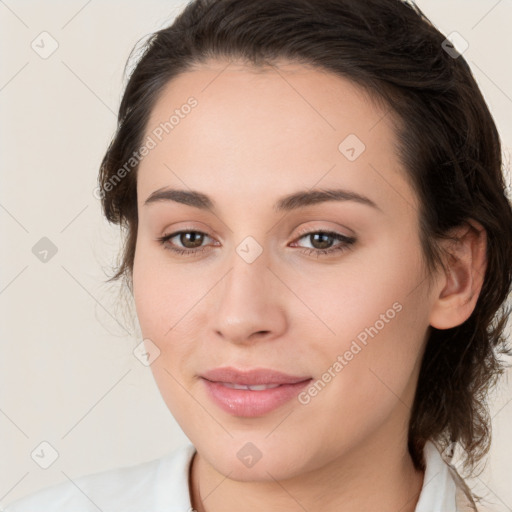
[211,247,287,345]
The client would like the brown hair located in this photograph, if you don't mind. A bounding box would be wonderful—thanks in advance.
[98,0,512,476]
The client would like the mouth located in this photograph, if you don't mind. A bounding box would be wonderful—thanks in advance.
[215,382,283,391]
[199,367,312,417]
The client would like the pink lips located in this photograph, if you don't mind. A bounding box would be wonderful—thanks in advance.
[200,367,312,417]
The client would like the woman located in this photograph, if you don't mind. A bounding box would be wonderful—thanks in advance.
[4,0,512,511]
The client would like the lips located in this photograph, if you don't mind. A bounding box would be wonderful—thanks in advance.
[200,367,312,417]
[200,367,311,386]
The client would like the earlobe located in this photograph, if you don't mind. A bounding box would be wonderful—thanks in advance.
[429,220,487,330]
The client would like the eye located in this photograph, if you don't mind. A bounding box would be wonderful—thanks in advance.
[156,230,217,257]
[156,229,356,258]
[290,230,356,258]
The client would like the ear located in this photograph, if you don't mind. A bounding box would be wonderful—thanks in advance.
[429,219,487,330]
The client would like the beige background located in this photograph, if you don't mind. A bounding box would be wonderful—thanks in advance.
[1,0,511,509]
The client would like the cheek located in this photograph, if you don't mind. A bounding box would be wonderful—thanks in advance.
[132,246,201,423]
[296,234,429,410]
[132,240,210,388]
[294,289,429,458]
[293,230,425,345]
[132,239,196,340]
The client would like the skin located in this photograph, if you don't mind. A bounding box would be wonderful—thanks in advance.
[132,59,487,512]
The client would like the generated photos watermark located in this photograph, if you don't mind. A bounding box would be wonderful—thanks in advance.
[93,96,198,200]
[298,301,403,405]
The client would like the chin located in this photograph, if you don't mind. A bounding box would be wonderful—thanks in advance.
[196,434,318,482]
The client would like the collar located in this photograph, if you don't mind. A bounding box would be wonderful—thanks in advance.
[415,440,477,512]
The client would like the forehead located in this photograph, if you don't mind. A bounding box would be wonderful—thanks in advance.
[137,59,417,215]
[145,59,385,141]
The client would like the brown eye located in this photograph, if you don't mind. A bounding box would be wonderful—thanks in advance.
[291,230,356,258]
[156,230,216,257]
[308,232,335,250]
[178,231,205,249]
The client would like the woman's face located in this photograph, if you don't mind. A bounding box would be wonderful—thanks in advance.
[132,60,439,480]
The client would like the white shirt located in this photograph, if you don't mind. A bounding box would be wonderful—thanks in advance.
[2,440,476,512]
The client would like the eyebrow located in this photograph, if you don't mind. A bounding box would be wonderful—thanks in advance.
[143,187,381,212]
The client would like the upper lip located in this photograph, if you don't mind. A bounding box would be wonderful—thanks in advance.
[201,367,312,386]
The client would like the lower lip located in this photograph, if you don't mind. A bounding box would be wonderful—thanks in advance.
[201,378,312,417]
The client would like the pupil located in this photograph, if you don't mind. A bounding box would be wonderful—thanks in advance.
[182,232,203,248]
[312,233,332,249]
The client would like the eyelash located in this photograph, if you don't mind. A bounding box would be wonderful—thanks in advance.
[156,229,356,258]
